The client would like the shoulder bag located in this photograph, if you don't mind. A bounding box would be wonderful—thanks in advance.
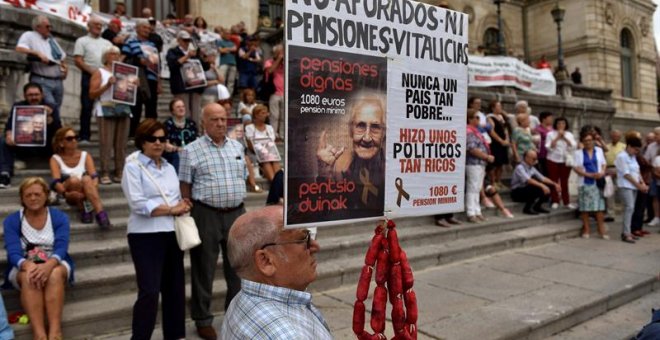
[136,162,201,251]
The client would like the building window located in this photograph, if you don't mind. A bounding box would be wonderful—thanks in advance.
[260,0,283,22]
[483,28,503,55]
[620,29,634,98]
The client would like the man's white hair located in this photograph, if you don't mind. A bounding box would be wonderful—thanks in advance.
[514,100,528,111]
[31,15,49,30]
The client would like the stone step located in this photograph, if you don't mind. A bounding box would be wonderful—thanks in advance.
[546,289,660,339]
[0,175,274,200]
[0,190,271,236]
[15,139,285,181]
[11,277,229,340]
[5,210,578,339]
[321,226,660,339]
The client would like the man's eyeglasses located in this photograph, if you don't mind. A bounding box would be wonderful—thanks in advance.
[354,122,383,135]
[260,230,315,250]
[64,135,78,142]
[145,136,167,143]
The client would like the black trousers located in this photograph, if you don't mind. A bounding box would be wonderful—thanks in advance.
[511,185,549,211]
[79,72,93,141]
[129,79,158,137]
[632,191,648,232]
[128,232,185,340]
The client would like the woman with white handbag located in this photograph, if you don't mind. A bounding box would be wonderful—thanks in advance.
[121,119,192,339]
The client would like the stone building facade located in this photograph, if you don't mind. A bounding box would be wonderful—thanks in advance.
[0,0,657,133]
[179,0,658,129]
[431,0,658,129]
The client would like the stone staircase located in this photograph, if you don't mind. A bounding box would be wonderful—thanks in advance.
[2,81,658,339]
[1,171,581,339]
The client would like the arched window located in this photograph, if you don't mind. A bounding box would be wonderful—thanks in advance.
[620,29,634,98]
[483,28,504,55]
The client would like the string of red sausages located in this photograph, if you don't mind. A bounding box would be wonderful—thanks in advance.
[353,220,418,340]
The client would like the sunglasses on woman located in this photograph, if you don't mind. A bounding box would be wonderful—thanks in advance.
[64,135,78,142]
[144,136,167,143]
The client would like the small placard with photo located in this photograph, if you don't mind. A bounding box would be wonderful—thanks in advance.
[181,59,207,90]
[252,137,281,163]
[111,61,139,105]
[12,105,47,147]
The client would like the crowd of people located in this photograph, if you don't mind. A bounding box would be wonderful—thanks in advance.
[0,6,290,340]
[1,6,285,189]
[457,96,660,245]
[0,5,659,340]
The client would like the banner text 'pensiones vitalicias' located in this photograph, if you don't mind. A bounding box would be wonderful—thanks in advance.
[287,0,469,65]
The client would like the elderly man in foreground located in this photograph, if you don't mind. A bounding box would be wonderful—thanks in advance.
[221,206,333,339]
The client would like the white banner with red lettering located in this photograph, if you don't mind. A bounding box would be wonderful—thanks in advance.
[468,56,556,96]
[1,0,92,26]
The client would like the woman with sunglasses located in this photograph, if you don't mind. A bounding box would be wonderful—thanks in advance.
[50,127,111,228]
[245,104,281,182]
[121,119,191,339]
[3,177,74,340]
[89,46,131,184]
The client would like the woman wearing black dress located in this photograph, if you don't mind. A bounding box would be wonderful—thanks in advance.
[486,100,511,189]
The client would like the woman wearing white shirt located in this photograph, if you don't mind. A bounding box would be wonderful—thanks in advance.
[245,104,281,182]
[572,131,607,239]
[121,119,192,339]
[545,117,577,209]
[615,135,648,244]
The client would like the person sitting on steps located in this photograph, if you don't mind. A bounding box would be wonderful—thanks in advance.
[49,127,111,229]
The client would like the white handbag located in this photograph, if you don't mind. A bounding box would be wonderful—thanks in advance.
[172,214,201,251]
[137,162,201,251]
[564,148,575,167]
[603,175,615,198]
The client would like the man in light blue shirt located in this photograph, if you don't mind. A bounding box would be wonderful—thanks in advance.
[510,150,561,215]
[221,206,332,340]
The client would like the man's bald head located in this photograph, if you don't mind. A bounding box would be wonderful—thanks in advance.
[228,206,283,278]
[202,103,228,143]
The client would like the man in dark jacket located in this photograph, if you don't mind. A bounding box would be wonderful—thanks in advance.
[0,82,61,188]
[166,30,205,124]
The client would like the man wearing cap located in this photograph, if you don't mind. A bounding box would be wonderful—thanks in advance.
[73,16,113,143]
[167,30,205,124]
[122,19,161,137]
[15,15,68,111]
[102,18,128,48]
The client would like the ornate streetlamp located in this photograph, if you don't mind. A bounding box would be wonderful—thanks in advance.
[551,1,566,77]
[493,0,505,55]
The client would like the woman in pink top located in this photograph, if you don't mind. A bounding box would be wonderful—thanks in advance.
[265,44,285,141]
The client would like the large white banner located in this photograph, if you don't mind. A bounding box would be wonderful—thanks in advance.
[1,0,92,26]
[468,56,556,96]
[285,0,468,228]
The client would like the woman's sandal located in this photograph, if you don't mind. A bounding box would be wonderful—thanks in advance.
[248,184,263,193]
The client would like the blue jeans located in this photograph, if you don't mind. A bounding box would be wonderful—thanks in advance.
[0,292,14,339]
[619,188,637,235]
[30,74,63,111]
